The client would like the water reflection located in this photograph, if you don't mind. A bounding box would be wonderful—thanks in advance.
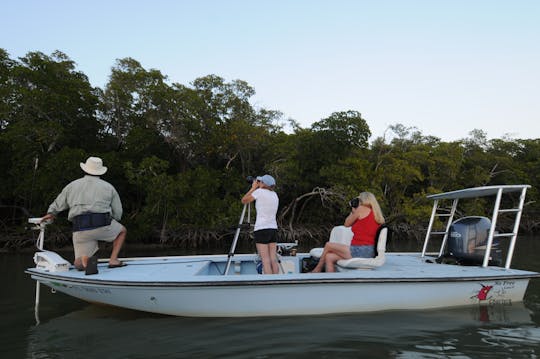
[27,303,538,358]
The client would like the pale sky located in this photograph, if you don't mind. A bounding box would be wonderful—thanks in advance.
[2,0,539,141]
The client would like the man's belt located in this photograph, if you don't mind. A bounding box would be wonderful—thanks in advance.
[72,212,112,232]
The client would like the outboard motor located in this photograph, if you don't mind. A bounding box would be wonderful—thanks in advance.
[445,216,502,266]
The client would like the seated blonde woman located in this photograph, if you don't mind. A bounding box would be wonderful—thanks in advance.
[311,192,385,273]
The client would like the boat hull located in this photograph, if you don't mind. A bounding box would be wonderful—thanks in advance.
[28,253,535,317]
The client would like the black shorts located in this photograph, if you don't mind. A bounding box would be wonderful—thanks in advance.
[254,229,277,244]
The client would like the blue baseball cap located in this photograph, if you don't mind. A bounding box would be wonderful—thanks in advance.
[257,174,276,187]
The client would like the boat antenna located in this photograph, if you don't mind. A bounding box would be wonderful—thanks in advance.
[28,155,39,211]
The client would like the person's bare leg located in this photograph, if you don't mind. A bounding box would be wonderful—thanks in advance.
[268,242,280,274]
[312,247,330,273]
[311,257,323,272]
[325,243,353,272]
[256,243,273,274]
[311,243,332,272]
[74,256,86,270]
[311,252,326,273]
[324,253,342,272]
[325,242,352,259]
[109,227,126,266]
[312,243,350,273]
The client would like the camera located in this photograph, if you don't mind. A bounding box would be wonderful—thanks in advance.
[349,197,360,208]
[246,175,255,184]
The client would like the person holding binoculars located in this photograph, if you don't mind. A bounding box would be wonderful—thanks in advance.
[311,191,385,273]
[241,174,280,274]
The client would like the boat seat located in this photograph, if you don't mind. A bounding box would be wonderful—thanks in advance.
[336,226,388,270]
[309,225,353,258]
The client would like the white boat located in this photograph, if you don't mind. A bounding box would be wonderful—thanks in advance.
[26,185,540,317]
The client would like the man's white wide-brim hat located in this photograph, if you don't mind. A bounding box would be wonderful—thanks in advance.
[80,157,107,176]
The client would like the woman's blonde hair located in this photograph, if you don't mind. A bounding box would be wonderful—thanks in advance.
[358,192,385,224]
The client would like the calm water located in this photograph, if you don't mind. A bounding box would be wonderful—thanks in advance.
[2,237,540,358]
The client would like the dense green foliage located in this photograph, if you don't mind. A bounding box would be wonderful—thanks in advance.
[1,50,539,249]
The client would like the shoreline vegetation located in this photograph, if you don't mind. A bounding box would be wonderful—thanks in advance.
[0,223,358,252]
[1,49,540,252]
[1,216,534,254]
[0,225,332,256]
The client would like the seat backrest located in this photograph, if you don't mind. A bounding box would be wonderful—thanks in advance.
[329,225,354,245]
[309,226,352,259]
[335,227,389,270]
[374,226,388,258]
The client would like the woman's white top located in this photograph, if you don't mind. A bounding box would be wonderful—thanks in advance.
[251,188,279,231]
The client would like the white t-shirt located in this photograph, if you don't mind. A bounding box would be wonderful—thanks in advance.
[251,188,279,231]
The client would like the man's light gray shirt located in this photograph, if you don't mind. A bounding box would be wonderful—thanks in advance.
[47,175,123,221]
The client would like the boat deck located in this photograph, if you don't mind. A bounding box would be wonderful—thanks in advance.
[26,252,540,286]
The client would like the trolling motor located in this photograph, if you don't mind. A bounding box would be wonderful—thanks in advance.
[28,217,71,325]
[29,218,70,272]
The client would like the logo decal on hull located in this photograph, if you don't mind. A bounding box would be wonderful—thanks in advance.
[472,284,493,301]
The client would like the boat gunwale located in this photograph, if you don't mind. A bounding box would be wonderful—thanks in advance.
[26,269,540,288]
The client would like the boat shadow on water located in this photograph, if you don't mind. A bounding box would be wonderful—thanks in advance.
[27,303,540,358]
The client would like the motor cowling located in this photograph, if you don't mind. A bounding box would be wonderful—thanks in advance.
[445,216,502,266]
[34,250,70,272]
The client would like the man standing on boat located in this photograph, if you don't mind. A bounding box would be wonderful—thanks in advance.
[41,156,127,273]
[241,174,280,274]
